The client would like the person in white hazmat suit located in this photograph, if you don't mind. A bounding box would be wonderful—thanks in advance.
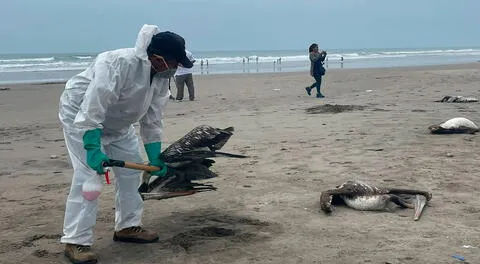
[58,24,193,264]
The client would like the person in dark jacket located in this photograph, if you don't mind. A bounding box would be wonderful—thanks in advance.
[305,43,327,98]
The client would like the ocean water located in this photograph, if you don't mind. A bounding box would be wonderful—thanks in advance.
[1,47,480,84]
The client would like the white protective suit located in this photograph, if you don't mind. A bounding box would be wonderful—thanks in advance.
[58,24,170,246]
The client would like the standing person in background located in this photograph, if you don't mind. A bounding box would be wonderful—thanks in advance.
[168,78,175,100]
[305,43,327,98]
[174,50,196,101]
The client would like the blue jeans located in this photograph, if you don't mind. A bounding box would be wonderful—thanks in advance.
[309,74,322,95]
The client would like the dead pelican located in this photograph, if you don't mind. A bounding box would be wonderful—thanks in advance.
[138,125,247,200]
[428,117,479,134]
[320,180,432,221]
[435,95,478,103]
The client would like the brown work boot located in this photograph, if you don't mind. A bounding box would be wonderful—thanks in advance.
[113,226,159,243]
[64,244,98,264]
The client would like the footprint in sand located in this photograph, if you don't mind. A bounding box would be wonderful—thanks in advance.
[18,234,63,258]
[22,160,38,166]
[22,159,72,169]
[34,183,70,192]
[0,171,13,176]
[32,249,62,258]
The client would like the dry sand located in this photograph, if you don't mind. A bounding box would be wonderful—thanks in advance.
[1,63,480,264]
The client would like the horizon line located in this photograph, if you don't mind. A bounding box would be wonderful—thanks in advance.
[1,45,479,56]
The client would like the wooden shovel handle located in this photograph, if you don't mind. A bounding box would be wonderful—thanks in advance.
[103,159,161,172]
[123,161,160,172]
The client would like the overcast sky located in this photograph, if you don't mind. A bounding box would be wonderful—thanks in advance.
[1,0,479,54]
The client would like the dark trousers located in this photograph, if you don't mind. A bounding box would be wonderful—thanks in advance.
[174,73,195,101]
[309,74,322,94]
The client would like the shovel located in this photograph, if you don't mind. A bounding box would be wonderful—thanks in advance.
[102,159,215,200]
[102,159,161,172]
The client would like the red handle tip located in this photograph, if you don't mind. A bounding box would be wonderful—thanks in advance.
[105,170,111,184]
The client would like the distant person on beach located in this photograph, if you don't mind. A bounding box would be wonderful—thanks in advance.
[168,77,175,100]
[57,24,193,264]
[174,49,196,101]
[305,43,327,98]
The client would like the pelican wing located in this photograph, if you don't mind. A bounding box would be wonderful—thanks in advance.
[320,180,432,219]
[160,125,235,162]
[139,125,246,200]
[320,181,388,213]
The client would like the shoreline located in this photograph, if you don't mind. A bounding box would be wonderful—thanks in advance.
[1,61,479,87]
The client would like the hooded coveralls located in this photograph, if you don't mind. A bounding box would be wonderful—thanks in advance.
[58,24,170,246]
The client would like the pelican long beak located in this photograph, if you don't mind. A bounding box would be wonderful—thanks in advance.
[141,190,198,200]
[413,195,427,221]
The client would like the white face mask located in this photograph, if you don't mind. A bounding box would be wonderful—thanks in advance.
[155,68,177,79]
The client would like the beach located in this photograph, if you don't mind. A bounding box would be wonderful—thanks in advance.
[1,63,480,263]
[2,47,480,84]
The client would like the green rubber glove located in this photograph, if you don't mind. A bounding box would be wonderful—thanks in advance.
[83,128,110,174]
[144,142,168,177]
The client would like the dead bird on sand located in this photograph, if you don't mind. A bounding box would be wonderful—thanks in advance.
[435,95,478,103]
[138,125,248,200]
[428,117,479,134]
[320,180,432,221]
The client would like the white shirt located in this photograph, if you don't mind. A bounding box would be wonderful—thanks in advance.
[174,50,195,76]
